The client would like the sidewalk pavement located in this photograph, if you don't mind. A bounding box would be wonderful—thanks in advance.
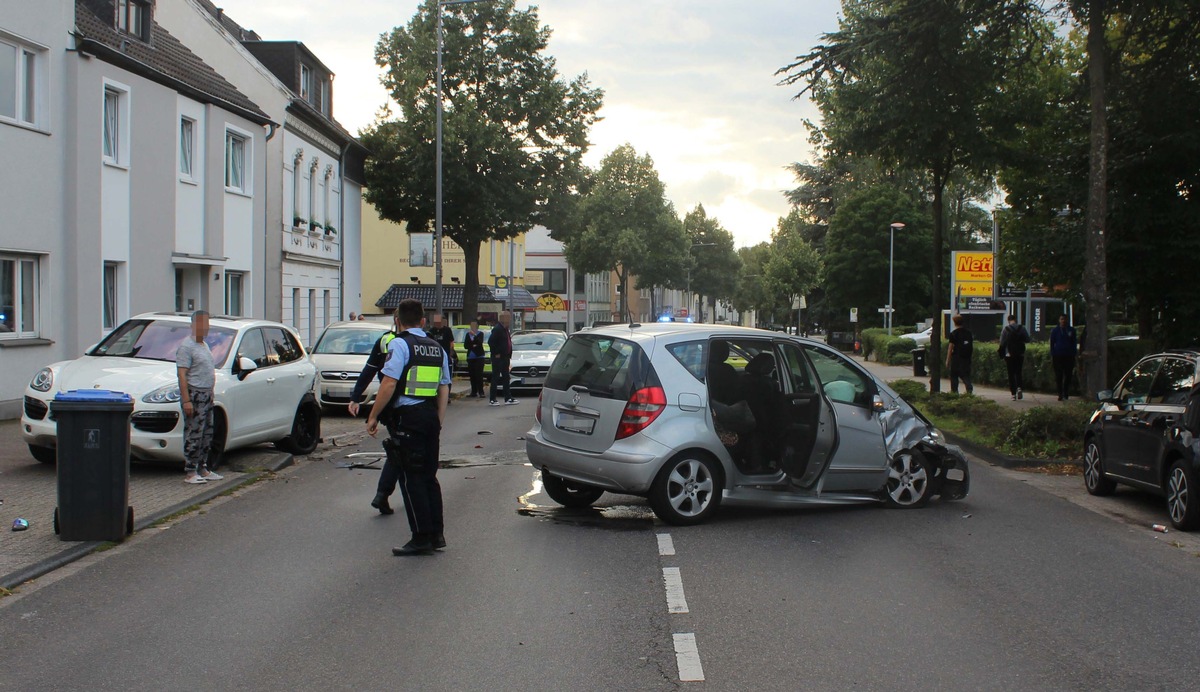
[0,419,289,590]
[852,355,1066,411]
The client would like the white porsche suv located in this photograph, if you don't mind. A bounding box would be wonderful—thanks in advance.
[21,313,321,466]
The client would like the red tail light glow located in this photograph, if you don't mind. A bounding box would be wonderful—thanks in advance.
[536,390,543,424]
[616,386,667,440]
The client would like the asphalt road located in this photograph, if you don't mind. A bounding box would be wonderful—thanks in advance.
[2,395,1200,690]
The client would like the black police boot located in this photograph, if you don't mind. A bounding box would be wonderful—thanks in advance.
[431,533,447,550]
[392,535,434,556]
[371,492,394,515]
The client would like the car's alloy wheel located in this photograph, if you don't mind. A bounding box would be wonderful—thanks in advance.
[650,454,722,526]
[541,471,604,508]
[1167,460,1200,531]
[277,404,320,456]
[1083,440,1116,496]
[885,451,932,508]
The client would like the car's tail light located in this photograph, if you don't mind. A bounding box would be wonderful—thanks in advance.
[536,390,543,424]
[616,386,667,440]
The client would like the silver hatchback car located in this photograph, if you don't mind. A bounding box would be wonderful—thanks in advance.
[526,324,970,525]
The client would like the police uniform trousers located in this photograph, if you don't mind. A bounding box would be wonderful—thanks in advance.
[385,401,444,538]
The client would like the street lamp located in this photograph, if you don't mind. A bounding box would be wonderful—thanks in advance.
[435,0,488,317]
[687,242,715,323]
[888,222,905,335]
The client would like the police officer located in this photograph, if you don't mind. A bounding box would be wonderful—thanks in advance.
[348,310,400,514]
[366,298,452,556]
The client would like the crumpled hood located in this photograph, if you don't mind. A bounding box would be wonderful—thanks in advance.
[51,356,179,397]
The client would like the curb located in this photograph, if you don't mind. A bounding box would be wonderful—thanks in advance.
[944,431,1080,470]
[0,451,291,591]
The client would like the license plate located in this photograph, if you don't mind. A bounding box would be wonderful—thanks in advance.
[557,412,595,435]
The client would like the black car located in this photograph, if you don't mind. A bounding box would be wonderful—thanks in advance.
[1084,350,1200,530]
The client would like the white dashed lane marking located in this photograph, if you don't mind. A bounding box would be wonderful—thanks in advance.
[657,533,676,556]
[662,567,689,614]
[673,633,706,682]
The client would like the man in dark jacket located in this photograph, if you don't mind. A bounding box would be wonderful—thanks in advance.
[427,313,459,401]
[489,311,517,405]
[1049,314,1078,401]
[945,314,974,395]
[998,314,1031,400]
[348,311,401,514]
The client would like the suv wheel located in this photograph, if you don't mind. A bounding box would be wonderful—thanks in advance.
[542,471,604,508]
[207,413,228,470]
[1167,460,1200,531]
[29,444,55,464]
[650,453,722,526]
[885,450,933,508]
[1084,440,1116,496]
[277,402,320,455]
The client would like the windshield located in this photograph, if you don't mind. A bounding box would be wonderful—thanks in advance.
[313,327,388,355]
[513,333,566,351]
[90,319,235,367]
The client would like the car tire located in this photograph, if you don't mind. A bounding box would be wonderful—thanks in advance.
[276,402,320,456]
[649,452,723,526]
[1083,439,1116,496]
[885,450,933,509]
[207,412,228,470]
[1166,459,1200,531]
[29,444,55,464]
[542,471,605,508]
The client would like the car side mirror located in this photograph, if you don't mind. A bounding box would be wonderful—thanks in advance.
[872,394,886,412]
[1096,389,1113,403]
[236,356,258,381]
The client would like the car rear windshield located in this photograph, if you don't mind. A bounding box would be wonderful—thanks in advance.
[313,327,389,355]
[513,332,566,351]
[90,319,236,367]
[544,334,657,400]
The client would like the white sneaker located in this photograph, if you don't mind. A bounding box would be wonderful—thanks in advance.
[505,398,519,405]
[489,400,502,407]
[201,471,224,481]
[1017,388,1023,400]
[184,474,207,484]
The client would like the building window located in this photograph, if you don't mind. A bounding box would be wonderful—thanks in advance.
[300,64,312,101]
[102,262,120,330]
[323,167,333,227]
[319,79,330,115]
[527,269,567,294]
[308,289,317,345]
[323,290,330,331]
[174,269,184,312]
[291,151,304,227]
[0,35,44,128]
[0,254,38,338]
[308,159,318,225]
[103,88,120,163]
[225,130,247,192]
[116,0,151,41]
[291,287,300,330]
[225,272,244,317]
[179,117,194,178]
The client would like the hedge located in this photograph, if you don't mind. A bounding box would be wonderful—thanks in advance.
[859,328,919,366]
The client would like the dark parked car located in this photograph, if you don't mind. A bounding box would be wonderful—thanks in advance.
[1084,350,1200,530]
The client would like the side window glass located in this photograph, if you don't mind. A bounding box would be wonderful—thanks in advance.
[238,329,269,369]
[261,328,291,367]
[779,342,817,394]
[1116,358,1160,405]
[1150,358,1195,405]
[666,340,706,382]
[803,345,872,407]
[281,330,304,362]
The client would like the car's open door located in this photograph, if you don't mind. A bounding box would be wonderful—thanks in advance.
[776,341,838,489]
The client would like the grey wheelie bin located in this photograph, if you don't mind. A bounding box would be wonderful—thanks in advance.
[50,390,135,542]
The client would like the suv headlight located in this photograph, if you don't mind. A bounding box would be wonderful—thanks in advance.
[142,384,181,404]
[30,367,53,392]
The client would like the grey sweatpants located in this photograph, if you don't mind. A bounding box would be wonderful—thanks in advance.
[183,388,214,474]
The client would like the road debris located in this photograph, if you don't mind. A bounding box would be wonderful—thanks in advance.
[12,518,29,532]
[1152,524,1169,533]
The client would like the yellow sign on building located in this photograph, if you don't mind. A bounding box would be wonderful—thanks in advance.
[952,251,994,296]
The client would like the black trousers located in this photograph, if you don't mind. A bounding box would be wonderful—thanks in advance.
[385,403,443,538]
[490,357,512,402]
[467,358,485,396]
[949,358,973,394]
[1005,355,1025,395]
[1052,355,1075,399]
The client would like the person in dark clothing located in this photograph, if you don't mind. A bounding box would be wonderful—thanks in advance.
[1049,314,1078,401]
[427,313,458,402]
[463,319,487,397]
[367,299,452,556]
[489,311,517,405]
[348,311,401,514]
[707,340,740,405]
[945,314,974,395]
[998,314,1031,400]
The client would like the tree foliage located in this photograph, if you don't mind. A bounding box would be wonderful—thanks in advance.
[682,205,741,321]
[361,0,602,319]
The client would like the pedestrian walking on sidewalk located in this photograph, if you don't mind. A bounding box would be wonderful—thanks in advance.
[489,311,517,406]
[176,310,222,484]
[998,314,1031,400]
[1050,314,1078,401]
[366,299,452,556]
[464,319,487,397]
[946,314,974,395]
[348,310,401,515]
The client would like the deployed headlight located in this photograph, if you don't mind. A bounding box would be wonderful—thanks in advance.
[142,384,181,404]
[30,367,53,392]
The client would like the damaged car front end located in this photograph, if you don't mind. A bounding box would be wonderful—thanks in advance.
[880,395,971,503]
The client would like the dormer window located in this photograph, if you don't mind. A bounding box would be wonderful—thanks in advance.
[300,64,312,101]
[116,0,151,42]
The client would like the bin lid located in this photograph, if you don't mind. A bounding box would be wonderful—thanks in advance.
[54,389,134,403]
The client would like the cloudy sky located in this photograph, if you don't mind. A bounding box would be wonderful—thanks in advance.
[212,0,844,246]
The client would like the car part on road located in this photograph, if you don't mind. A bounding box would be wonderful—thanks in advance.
[650,453,723,526]
[542,471,605,508]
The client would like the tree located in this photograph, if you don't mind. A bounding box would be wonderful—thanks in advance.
[362,0,602,319]
[764,219,822,331]
[731,243,780,324]
[779,0,1048,390]
[558,145,687,321]
[682,205,740,323]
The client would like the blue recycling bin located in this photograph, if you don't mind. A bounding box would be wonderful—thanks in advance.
[50,390,135,542]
